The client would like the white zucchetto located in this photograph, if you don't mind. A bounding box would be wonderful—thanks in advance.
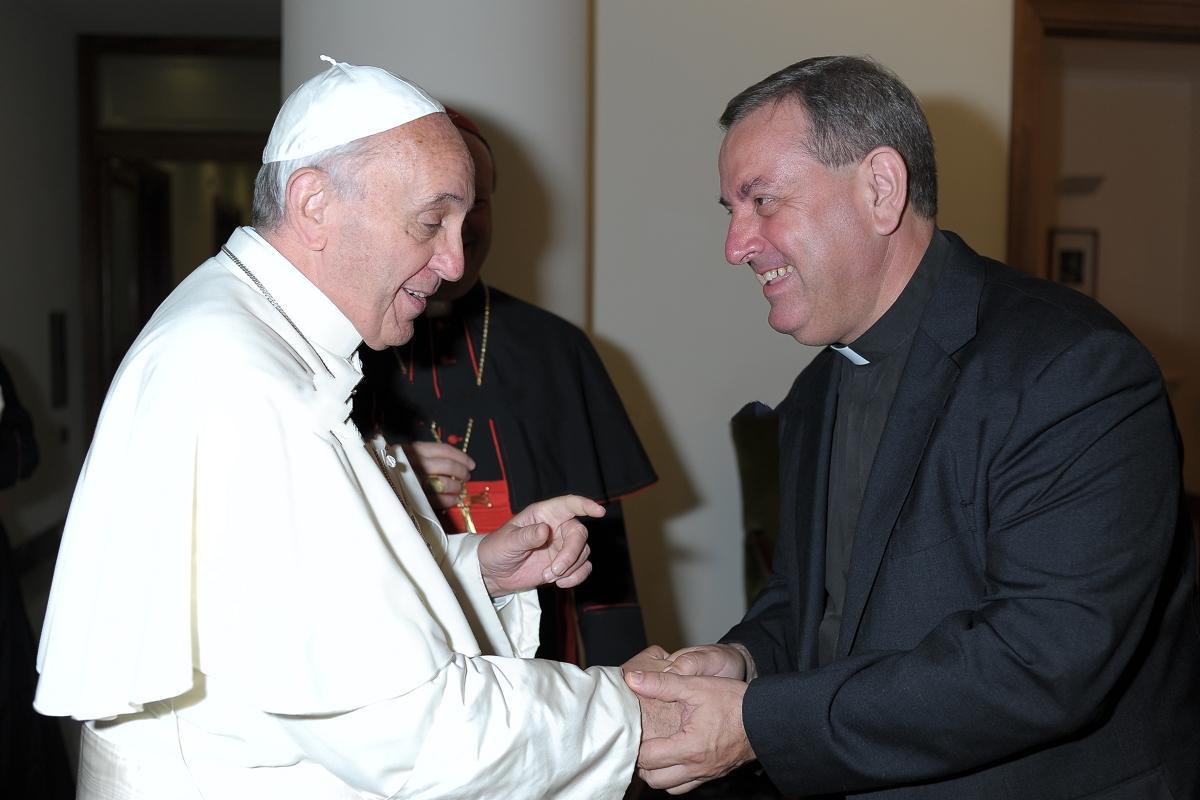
[262,55,444,164]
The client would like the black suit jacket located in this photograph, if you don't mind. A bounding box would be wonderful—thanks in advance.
[726,231,1200,799]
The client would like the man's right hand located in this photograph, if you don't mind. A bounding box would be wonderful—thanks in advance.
[402,441,475,509]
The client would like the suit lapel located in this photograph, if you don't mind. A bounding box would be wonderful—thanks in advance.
[836,333,958,657]
[779,351,840,669]
[835,231,983,658]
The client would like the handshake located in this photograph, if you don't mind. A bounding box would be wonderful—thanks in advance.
[619,643,759,795]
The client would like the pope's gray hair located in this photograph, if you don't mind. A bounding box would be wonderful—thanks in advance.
[250,137,377,232]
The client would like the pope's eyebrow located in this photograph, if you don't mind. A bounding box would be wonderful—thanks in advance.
[419,192,469,210]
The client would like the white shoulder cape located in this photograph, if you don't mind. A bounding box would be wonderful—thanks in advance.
[35,228,537,720]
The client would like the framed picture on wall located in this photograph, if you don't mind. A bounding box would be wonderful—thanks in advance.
[1048,227,1099,297]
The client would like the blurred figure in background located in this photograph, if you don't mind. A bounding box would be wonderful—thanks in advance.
[354,107,657,667]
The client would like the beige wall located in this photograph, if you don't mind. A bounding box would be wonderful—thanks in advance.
[594,0,1014,647]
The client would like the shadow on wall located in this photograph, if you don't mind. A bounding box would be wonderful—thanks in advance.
[454,107,554,309]
[429,109,694,646]
[593,337,699,650]
[922,96,1009,261]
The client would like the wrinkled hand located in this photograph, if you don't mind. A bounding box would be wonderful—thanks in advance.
[624,646,684,740]
[667,643,754,680]
[478,495,604,596]
[625,671,755,795]
[623,644,675,675]
[403,441,476,509]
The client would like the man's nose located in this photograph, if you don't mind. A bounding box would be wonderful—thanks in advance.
[725,215,761,266]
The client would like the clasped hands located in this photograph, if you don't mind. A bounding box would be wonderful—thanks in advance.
[621,643,757,795]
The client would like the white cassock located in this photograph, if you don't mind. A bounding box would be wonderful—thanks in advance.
[34,226,640,799]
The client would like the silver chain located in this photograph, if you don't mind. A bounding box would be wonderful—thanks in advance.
[221,245,333,376]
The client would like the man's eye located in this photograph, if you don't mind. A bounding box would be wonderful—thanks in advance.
[754,196,773,208]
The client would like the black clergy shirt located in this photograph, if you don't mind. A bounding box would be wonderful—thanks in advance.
[818,231,951,665]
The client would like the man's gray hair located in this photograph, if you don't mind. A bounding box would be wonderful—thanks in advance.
[250,137,378,232]
[720,55,938,219]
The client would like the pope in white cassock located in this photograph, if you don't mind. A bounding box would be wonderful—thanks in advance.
[34,57,674,799]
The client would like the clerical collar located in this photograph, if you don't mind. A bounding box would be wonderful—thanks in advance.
[830,343,870,365]
[223,226,363,360]
[831,229,951,366]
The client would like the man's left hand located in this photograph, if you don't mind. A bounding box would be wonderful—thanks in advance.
[478,495,604,596]
[625,670,755,795]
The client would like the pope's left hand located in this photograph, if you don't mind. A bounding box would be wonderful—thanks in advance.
[478,495,604,596]
[625,670,755,795]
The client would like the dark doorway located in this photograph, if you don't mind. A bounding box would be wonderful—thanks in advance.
[79,36,279,428]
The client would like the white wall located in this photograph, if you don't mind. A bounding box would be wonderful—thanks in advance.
[282,0,591,325]
[0,1,83,552]
[594,0,1014,647]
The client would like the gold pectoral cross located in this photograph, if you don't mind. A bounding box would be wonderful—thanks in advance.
[456,485,494,534]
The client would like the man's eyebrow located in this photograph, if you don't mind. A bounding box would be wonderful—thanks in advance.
[719,176,770,209]
[738,177,768,199]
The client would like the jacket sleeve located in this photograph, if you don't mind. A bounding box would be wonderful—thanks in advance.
[722,530,798,677]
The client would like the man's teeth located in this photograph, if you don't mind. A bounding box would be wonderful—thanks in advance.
[405,289,428,299]
[757,265,795,285]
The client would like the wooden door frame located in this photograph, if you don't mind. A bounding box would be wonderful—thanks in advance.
[1007,0,1200,276]
[78,36,279,430]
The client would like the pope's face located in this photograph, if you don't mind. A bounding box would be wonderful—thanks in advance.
[328,114,474,349]
[718,101,885,346]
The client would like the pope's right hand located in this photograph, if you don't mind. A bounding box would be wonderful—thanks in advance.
[666,643,753,681]
[624,646,683,741]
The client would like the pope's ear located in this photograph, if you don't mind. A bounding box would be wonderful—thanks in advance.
[862,147,908,236]
[283,167,332,251]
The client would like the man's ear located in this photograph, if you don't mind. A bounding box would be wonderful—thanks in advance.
[861,147,908,236]
[284,167,332,251]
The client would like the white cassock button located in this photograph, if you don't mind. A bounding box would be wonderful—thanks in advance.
[384,454,397,469]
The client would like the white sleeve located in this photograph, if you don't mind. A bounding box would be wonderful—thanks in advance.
[273,656,640,800]
[442,531,542,658]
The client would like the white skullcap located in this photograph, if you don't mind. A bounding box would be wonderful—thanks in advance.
[262,55,444,164]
